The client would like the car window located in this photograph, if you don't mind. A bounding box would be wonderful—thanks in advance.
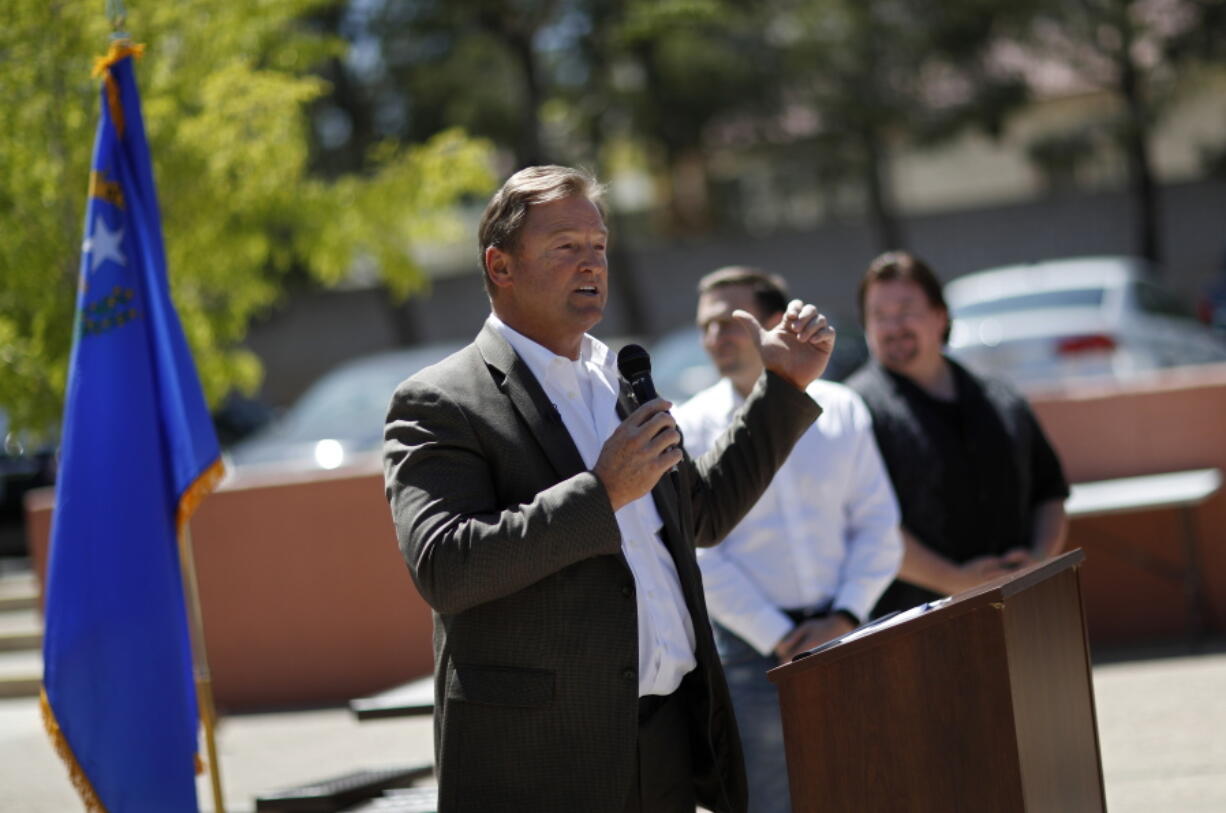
[1133,281,1192,319]
[264,345,460,446]
[278,365,406,446]
[951,288,1105,318]
[0,409,58,455]
[649,327,718,404]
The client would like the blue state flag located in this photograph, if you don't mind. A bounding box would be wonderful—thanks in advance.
[41,40,223,812]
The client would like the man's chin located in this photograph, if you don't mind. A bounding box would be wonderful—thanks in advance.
[570,303,605,331]
[880,349,918,372]
[880,340,917,364]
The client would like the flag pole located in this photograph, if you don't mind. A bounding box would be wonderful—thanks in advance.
[100,2,225,809]
[179,524,227,813]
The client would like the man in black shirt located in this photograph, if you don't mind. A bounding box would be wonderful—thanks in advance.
[846,251,1070,617]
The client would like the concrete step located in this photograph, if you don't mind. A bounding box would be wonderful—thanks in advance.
[0,569,40,613]
[0,649,42,698]
[0,608,42,652]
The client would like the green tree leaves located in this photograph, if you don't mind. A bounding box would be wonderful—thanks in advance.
[0,0,493,434]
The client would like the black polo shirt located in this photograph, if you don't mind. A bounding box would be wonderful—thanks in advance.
[846,358,1069,617]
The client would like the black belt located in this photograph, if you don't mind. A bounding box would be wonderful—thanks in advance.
[783,606,861,628]
[783,607,829,625]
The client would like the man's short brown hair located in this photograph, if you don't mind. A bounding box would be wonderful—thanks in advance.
[697,266,790,320]
[478,165,606,297]
[857,251,951,342]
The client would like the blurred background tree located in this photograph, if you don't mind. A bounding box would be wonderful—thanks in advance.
[307,0,558,175]
[771,0,1039,251]
[307,0,782,231]
[5,0,1225,434]
[0,0,493,435]
[1020,0,1226,265]
[610,0,784,234]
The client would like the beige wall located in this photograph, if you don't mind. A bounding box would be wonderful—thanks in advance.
[893,67,1226,215]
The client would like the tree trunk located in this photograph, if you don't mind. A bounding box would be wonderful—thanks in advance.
[509,33,545,167]
[606,220,650,337]
[1117,48,1161,264]
[667,149,712,235]
[863,125,905,252]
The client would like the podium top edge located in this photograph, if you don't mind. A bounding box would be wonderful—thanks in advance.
[767,549,1086,681]
[975,547,1085,600]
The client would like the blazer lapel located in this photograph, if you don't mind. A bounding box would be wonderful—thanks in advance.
[476,323,588,481]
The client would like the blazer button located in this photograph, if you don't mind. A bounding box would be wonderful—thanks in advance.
[622,584,634,598]
[622,668,636,681]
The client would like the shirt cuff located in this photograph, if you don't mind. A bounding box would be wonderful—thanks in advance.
[727,607,795,657]
[833,585,883,626]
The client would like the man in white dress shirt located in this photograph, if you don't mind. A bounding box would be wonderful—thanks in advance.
[675,267,903,813]
[384,169,840,812]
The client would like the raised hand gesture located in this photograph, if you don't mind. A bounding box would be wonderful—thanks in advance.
[732,299,836,390]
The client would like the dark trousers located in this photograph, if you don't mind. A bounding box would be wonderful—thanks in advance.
[622,690,696,813]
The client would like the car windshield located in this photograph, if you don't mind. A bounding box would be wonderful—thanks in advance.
[0,409,56,453]
[952,288,1105,319]
[265,345,460,447]
[277,366,408,446]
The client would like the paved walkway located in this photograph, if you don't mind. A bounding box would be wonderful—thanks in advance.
[2,648,1223,812]
[1093,648,1226,811]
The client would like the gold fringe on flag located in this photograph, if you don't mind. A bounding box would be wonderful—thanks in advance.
[178,457,226,533]
[91,40,145,138]
[42,457,224,803]
[40,689,107,812]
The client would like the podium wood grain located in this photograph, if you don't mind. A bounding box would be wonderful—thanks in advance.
[768,550,1106,812]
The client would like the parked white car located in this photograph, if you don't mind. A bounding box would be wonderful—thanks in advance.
[945,256,1226,389]
[226,342,463,472]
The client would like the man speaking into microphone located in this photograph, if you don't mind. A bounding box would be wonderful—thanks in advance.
[383,165,835,813]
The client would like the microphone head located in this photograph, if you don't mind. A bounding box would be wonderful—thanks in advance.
[618,343,658,404]
[617,343,652,382]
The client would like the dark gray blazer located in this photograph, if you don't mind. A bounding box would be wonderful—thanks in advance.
[383,323,820,813]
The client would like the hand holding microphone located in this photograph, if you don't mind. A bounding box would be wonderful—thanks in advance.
[591,344,681,510]
[619,342,684,472]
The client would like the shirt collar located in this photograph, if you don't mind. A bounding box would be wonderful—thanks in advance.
[486,313,614,375]
[715,377,744,419]
[876,355,968,406]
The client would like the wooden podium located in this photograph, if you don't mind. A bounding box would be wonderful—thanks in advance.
[768,549,1105,812]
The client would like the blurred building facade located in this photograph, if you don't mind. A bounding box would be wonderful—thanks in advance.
[245,69,1226,408]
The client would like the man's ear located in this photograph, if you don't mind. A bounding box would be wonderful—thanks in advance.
[485,245,513,291]
[763,310,785,331]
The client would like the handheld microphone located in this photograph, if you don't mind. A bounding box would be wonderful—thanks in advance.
[617,343,658,406]
[618,343,680,478]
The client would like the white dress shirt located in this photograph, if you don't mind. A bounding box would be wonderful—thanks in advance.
[489,315,696,696]
[676,377,902,656]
